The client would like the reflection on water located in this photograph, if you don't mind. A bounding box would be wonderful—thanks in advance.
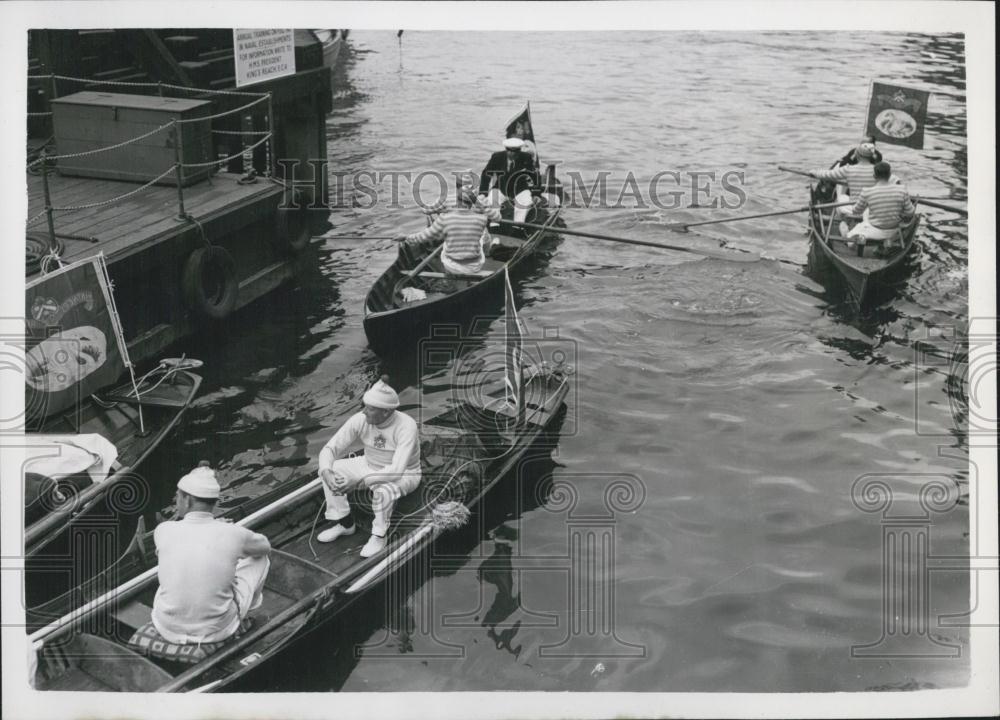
[139,31,970,692]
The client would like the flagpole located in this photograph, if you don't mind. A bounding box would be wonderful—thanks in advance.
[96,253,145,435]
[863,79,874,138]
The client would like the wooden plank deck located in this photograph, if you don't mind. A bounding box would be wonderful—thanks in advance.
[25,170,284,274]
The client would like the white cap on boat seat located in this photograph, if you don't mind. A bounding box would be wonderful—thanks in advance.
[178,462,220,500]
[363,375,400,409]
[503,137,524,150]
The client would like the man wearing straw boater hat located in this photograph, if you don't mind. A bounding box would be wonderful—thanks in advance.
[151,462,271,644]
[316,375,421,557]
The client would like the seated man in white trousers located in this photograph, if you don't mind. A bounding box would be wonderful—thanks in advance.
[152,463,271,645]
[316,375,421,557]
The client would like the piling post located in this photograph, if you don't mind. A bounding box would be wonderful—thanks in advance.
[171,120,187,217]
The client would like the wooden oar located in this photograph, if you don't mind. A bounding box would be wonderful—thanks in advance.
[778,165,828,182]
[392,243,444,298]
[29,478,324,648]
[663,201,853,232]
[779,165,968,215]
[914,197,968,215]
[506,220,760,262]
[324,234,400,240]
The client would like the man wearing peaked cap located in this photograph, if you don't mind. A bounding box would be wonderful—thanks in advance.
[477,135,538,224]
[150,462,271,645]
[316,375,422,557]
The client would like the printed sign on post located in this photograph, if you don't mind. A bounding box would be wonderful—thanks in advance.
[233,29,296,87]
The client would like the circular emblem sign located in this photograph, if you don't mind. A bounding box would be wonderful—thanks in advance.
[875,109,917,139]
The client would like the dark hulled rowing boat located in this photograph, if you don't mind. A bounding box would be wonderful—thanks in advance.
[806,186,920,308]
[24,254,204,612]
[30,364,570,693]
[364,168,563,353]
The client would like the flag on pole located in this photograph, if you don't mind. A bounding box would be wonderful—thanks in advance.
[505,102,534,143]
[865,81,930,149]
[503,268,525,425]
[25,256,130,426]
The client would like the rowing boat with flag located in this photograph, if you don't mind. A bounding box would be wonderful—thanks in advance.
[29,278,570,693]
[363,105,563,354]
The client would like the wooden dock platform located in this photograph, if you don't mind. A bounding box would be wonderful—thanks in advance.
[26,170,283,269]
[26,169,305,365]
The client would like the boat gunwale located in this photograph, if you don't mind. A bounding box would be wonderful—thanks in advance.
[25,369,203,557]
[363,203,562,323]
[167,373,570,692]
[33,373,570,693]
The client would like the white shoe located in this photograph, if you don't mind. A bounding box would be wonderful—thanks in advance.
[317,523,356,543]
[360,534,387,558]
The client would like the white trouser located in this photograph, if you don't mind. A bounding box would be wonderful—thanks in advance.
[323,455,421,536]
[486,188,534,223]
[848,218,898,242]
[233,555,271,617]
[153,555,270,644]
[442,247,485,274]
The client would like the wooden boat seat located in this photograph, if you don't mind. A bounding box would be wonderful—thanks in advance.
[404,270,493,280]
[113,599,153,633]
[99,387,190,409]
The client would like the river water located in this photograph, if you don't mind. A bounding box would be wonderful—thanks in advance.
[146,31,971,692]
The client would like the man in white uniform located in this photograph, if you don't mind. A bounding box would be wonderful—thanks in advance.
[316,376,421,557]
[152,463,271,644]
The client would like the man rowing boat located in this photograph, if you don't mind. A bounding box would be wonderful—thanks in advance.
[316,375,421,557]
[810,140,880,210]
[843,161,916,251]
[151,463,271,644]
[395,186,500,276]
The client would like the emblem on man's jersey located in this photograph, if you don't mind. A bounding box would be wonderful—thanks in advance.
[373,434,386,449]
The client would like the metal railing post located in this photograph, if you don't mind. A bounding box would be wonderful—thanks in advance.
[266,92,276,178]
[39,150,58,251]
[171,120,187,217]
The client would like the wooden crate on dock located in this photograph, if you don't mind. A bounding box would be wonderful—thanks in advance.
[51,91,214,187]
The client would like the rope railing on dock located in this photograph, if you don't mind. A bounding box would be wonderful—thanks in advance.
[27,121,176,168]
[25,73,280,260]
[211,129,271,136]
[174,94,269,123]
[183,133,273,169]
[49,166,179,212]
[28,73,269,99]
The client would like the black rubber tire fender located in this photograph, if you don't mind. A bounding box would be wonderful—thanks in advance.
[274,204,311,253]
[181,246,239,320]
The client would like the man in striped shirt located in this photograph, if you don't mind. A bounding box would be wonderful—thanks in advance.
[810,141,880,216]
[846,161,916,249]
[396,187,501,275]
